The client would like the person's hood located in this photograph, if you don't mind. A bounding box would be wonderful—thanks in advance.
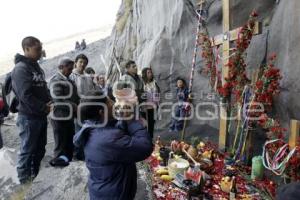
[73,119,122,147]
[14,53,37,65]
[73,120,97,147]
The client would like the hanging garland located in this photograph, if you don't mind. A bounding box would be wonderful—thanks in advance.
[199,29,219,90]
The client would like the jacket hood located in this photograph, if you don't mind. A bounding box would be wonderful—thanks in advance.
[14,53,37,65]
[73,120,96,147]
[73,120,122,147]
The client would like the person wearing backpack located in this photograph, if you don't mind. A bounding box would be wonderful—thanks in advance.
[1,82,9,149]
[2,72,19,114]
[11,36,52,184]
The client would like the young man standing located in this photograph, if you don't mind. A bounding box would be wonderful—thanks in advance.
[69,54,97,98]
[121,60,144,104]
[49,57,79,167]
[69,54,97,160]
[11,36,52,184]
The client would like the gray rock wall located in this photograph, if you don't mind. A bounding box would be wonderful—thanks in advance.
[106,0,300,132]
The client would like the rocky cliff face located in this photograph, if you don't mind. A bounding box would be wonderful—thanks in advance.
[105,0,300,131]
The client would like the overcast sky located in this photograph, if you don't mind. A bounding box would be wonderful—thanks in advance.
[0,0,121,59]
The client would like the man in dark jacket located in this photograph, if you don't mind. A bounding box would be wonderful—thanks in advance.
[11,36,52,184]
[49,57,79,167]
[73,91,153,200]
[120,60,144,104]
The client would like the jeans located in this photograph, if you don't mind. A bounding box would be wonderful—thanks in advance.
[169,105,186,131]
[16,114,48,184]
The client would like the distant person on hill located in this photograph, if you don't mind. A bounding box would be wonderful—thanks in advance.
[48,57,79,167]
[80,39,86,50]
[75,41,80,51]
[11,36,52,184]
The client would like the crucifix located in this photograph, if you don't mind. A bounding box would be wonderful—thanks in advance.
[210,0,262,151]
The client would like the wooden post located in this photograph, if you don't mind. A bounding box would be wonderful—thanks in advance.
[289,120,300,149]
[218,0,231,151]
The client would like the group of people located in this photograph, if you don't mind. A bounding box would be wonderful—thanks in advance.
[0,36,191,200]
[75,39,87,51]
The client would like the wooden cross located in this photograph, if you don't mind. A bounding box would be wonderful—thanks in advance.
[211,0,262,151]
[289,119,300,149]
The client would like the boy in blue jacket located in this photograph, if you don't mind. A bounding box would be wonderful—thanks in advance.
[74,90,153,200]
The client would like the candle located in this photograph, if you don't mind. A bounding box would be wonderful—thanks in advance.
[251,156,264,180]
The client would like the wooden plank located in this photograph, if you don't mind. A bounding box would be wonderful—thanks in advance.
[219,106,228,150]
[218,0,230,151]
[223,0,230,32]
[197,0,206,6]
[211,22,262,46]
[289,120,300,149]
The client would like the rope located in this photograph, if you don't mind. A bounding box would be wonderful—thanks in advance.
[233,85,253,161]
[181,1,207,141]
[262,139,296,176]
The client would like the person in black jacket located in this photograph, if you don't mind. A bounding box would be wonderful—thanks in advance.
[11,36,52,184]
[120,60,144,104]
[73,90,153,200]
[49,57,79,167]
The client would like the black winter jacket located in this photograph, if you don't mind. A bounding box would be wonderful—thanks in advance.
[11,54,51,118]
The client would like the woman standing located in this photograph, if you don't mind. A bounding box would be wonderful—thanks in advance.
[141,67,160,139]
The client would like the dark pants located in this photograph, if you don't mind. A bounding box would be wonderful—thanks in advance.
[145,109,155,139]
[74,119,85,160]
[51,119,75,161]
[170,105,185,131]
[16,114,47,184]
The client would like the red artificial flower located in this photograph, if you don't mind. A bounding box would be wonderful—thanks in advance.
[256,80,264,90]
[269,53,277,61]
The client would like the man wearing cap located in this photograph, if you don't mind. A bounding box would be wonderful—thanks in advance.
[48,57,79,167]
[11,36,52,184]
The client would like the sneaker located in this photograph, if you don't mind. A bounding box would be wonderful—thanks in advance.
[49,155,69,167]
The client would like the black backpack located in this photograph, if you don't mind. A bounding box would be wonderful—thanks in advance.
[2,72,18,113]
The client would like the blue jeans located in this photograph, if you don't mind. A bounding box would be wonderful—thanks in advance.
[169,105,186,131]
[16,114,48,183]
